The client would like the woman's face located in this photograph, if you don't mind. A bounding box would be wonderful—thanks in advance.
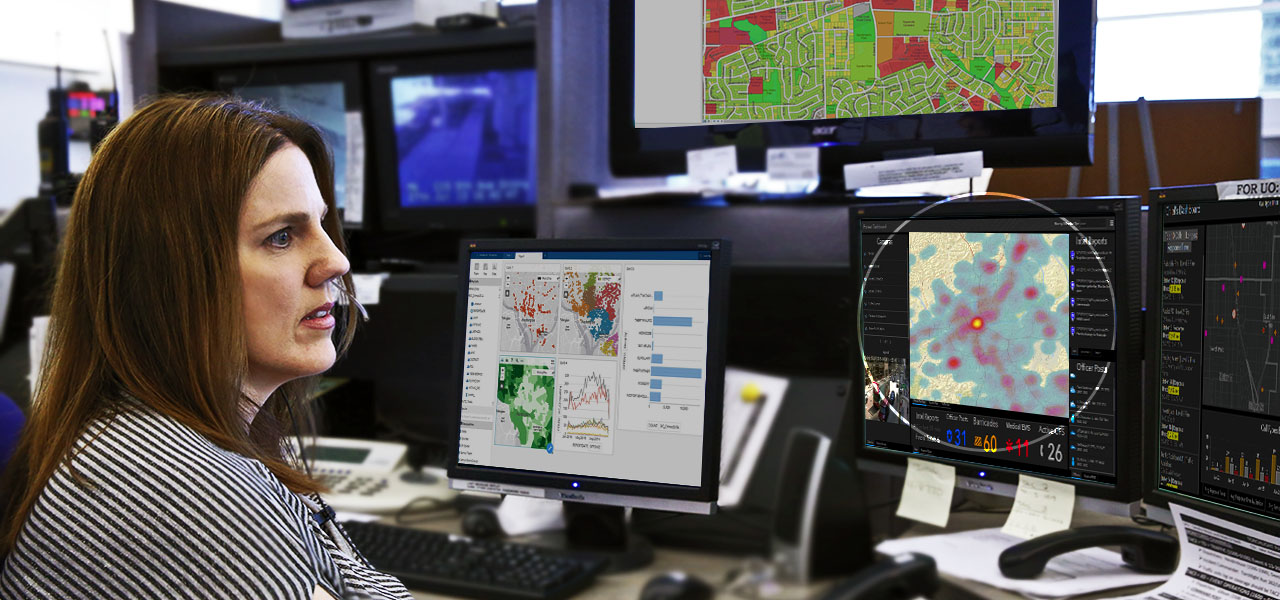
[238,145,349,401]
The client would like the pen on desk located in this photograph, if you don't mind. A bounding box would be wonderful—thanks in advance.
[722,382,766,485]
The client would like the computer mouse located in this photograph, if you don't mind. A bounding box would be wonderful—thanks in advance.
[461,504,502,539]
[638,571,714,600]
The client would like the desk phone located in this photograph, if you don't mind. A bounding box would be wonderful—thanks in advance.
[297,437,456,514]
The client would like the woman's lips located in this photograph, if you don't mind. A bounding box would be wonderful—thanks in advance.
[301,302,335,330]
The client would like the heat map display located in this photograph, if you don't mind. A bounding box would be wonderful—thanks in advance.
[559,267,622,357]
[908,232,1070,416]
[702,0,1057,123]
[500,270,560,353]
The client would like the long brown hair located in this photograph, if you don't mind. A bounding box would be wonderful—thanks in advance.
[0,95,360,553]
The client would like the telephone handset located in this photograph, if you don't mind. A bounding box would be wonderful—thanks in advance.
[296,437,456,514]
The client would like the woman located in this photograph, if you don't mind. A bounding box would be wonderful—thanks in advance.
[0,95,411,599]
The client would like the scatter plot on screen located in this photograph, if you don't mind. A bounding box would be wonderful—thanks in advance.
[908,233,1070,416]
[1202,221,1280,416]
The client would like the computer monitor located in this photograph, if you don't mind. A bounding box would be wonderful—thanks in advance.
[447,239,729,516]
[216,62,363,223]
[852,197,1144,509]
[1146,184,1280,528]
[611,1,1096,183]
[369,45,536,233]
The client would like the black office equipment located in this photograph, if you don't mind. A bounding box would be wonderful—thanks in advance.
[817,553,939,600]
[339,520,607,600]
[611,1,1097,188]
[997,525,1178,579]
[326,273,458,459]
[448,239,730,570]
[771,428,873,583]
[369,46,536,234]
[1146,184,1280,528]
[852,198,1146,508]
[639,571,714,600]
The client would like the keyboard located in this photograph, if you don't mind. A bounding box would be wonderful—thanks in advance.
[339,520,608,599]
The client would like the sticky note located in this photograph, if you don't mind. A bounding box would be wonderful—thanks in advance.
[1002,474,1076,540]
[896,458,956,528]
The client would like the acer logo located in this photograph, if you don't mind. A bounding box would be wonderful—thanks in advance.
[812,126,837,136]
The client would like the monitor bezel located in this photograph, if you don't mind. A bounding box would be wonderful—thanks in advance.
[368,45,536,234]
[1143,184,1280,530]
[609,1,1097,181]
[446,238,730,512]
[215,61,365,226]
[850,197,1144,503]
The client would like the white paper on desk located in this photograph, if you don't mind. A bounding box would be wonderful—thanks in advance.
[896,458,956,528]
[1110,503,1280,600]
[686,146,738,188]
[1002,474,1075,540]
[334,511,380,523]
[496,495,564,536]
[877,527,1170,598]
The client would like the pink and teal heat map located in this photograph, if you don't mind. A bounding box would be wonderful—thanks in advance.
[908,232,1071,417]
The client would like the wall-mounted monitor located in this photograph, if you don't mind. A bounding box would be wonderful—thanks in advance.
[369,45,536,233]
[611,1,1097,184]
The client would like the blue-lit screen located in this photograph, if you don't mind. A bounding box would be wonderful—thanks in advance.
[390,69,536,209]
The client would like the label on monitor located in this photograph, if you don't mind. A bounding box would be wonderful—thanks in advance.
[766,146,819,182]
[843,151,984,191]
[452,480,547,498]
[1215,178,1280,200]
[686,146,738,188]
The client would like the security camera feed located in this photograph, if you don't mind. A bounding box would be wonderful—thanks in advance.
[860,213,1120,485]
[390,69,536,209]
[235,82,349,211]
[1155,198,1280,521]
[864,357,908,425]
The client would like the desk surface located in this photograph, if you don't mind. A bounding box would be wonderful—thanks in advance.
[389,501,1166,600]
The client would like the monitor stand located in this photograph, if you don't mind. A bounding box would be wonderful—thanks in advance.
[520,502,654,573]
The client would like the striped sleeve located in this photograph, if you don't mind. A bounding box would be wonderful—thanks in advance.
[0,406,349,599]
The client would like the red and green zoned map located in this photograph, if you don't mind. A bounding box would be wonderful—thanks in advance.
[702,0,1056,122]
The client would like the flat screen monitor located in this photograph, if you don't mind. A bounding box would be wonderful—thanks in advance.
[217,62,363,223]
[370,46,536,233]
[1146,184,1280,528]
[853,197,1143,505]
[447,239,729,514]
[611,1,1096,182]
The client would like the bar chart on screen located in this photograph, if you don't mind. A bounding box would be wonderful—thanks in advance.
[619,263,712,436]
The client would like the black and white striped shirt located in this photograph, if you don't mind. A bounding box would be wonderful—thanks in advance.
[0,399,413,599]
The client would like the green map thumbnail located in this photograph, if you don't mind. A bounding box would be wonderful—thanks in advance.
[496,358,556,450]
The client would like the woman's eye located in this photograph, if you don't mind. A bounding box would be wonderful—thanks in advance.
[267,229,292,248]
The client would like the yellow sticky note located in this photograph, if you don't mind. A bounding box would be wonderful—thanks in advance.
[1002,474,1076,540]
[896,458,956,528]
